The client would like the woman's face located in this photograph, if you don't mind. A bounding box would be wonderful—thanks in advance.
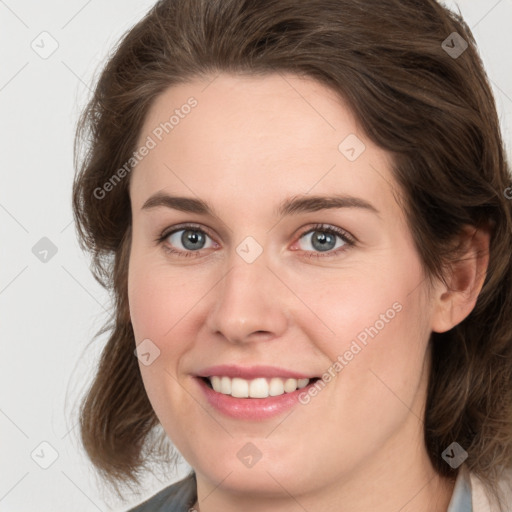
[128,73,440,504]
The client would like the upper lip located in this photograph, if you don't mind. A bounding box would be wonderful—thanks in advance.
[195,365,317,380]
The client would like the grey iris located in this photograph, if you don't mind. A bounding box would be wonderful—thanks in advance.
[311,231,336,252]
[182,230,206,250]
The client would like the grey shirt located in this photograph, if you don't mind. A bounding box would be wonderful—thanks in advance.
[127,471,197,512]
[127,468,472,511]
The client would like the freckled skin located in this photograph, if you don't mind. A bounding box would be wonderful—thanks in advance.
[127,73,458,512]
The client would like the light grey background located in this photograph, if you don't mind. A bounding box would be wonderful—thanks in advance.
[1,1,511,510]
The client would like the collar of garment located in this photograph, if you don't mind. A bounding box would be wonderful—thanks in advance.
[447,465,473,512]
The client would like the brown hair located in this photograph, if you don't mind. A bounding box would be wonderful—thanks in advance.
[72,0,512,504]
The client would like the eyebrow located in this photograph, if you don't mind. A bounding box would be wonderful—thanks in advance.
[141,191,379,218]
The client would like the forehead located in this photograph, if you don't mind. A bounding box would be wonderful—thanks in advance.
[130,73,397,216]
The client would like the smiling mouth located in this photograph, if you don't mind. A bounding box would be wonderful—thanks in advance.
[200,376,321,398]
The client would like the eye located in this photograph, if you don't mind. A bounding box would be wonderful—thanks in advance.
[156,222,355,259]
[156,224,217,258]
[293,224,355,258]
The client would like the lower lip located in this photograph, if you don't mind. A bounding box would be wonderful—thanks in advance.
[195,377,318,420]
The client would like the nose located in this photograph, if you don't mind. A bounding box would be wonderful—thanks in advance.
[205,255,289,345]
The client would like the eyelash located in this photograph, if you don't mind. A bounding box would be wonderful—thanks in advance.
[155,223,356,259]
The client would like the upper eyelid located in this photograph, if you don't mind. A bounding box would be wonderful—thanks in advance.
[160,223,215,240]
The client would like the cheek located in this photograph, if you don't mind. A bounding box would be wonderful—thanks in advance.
[322,282,430,438]
[128,252,195,344]
[299,248,431,419]
[129,278,168,340]
[127,257,197,432]
[289,252,428,360]
[127,254,205,395]
[127,256,185,411]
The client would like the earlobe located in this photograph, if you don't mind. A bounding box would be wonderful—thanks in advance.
[431,225,491,333]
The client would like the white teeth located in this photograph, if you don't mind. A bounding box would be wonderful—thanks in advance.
[220,376,231,394]
[210,376,221,392]
[231,378,249,398]
[284,378,298,393]
[249,378,269,398]
[206,376,312,398]
[297,378,309,389]
[268,377,284,396]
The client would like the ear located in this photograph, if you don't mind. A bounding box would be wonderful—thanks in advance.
[430,224,491,333]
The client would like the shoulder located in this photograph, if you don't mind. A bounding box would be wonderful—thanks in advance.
[126,472,197,512]
[470,466,512,512]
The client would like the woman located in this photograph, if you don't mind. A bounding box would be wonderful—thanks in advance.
[72,0,512,511]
